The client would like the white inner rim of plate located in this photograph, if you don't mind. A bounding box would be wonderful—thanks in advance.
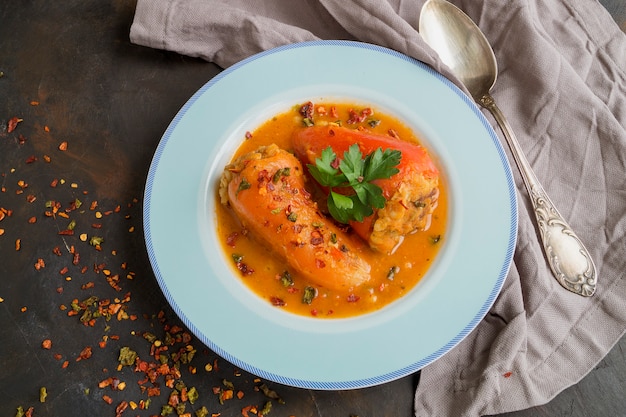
[144,40,517,390]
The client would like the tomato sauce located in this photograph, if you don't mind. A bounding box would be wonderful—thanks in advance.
[216,102,447,318]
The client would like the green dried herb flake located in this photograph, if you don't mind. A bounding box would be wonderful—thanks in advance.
[237,178,251,195]
[118,346,138,366]
[302,286,317,305]
[272,167,290,183]
[279,271,294,287]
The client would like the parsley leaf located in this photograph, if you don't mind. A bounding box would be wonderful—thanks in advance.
[307,144,402,224]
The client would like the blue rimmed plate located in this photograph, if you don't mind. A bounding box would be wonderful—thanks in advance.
[144,40,517,389]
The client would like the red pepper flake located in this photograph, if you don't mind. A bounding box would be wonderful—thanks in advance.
[76,346,93,361]
[15,239,21,251]
[72,252,80,265]
[102,395,113,404]
[270,296,286,307]
[50,178,58,188]
[58,141,68,151]
[26,194,36,203]
[34,258,45,270]
[58,229,74,236]
[226,232,239,247]
[59,266,69,275]
[346,294,360,303]
[30,101,40,106]
[242,405,253,417]
[388,128,400,139]
[62,360,69,368]
[28,216,37,224]
[42,339,52,349]
[25,155,38,164]
[503,371,513,378]
[7,116,23,133]
[52,246,62,256]
[115,401,128,417]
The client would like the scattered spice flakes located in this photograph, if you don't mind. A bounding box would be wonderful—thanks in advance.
[58,141,68,151]
[7,116,23,133]
[14,406,34,417]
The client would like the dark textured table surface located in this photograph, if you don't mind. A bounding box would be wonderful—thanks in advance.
[1,1,624,417]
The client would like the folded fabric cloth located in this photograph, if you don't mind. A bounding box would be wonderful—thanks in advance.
[130,1,626,415]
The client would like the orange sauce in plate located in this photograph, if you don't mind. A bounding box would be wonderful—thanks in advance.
[215,101,447,318]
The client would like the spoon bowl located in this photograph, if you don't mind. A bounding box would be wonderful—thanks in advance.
[419,1,497,101]
[419,0,597,296]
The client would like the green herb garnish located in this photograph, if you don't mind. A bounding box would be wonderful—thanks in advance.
[307,144,401,223]
[237,178,251,194]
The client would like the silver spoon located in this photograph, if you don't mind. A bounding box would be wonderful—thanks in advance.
[419,0,597,296]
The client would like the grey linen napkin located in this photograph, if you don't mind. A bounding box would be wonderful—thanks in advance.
[130,0,626,415]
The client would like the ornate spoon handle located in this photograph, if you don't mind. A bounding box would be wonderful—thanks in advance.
[480,94,597,296]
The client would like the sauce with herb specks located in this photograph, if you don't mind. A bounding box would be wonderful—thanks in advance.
[216,102,447,318]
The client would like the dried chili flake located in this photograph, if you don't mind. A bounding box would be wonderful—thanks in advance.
[102,395,113,404]
[58,141,68,151]
[346,294,360,303]
[25,155,37,164]
[76,346,93,361]
[15,239,21,251]
[7,116,23,133]
[115,401,128,417]
[28,216,37,224]
[42,339,52,349]
[270,296,285,307]
[34,258,45,270]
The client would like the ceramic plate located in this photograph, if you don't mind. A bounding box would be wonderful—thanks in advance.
[144,40,517,389]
